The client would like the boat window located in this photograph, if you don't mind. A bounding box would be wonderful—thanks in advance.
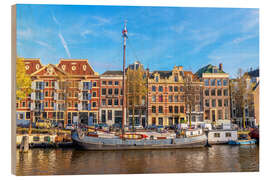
[214,133,220,137]
[226,133,231,137]
[33,136,40,141]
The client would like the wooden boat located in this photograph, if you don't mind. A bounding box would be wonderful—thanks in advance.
[228,131,256,145]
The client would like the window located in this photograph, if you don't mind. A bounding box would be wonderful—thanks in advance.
[120,89,123,95]
[205,99,209,107]
[224,99,228,107]
[223,79,228,86]
[45,82,49,87]
[102,88,106,95]
[225,109,229,119]
[114,99,119,106]
[92,102,96,107]
[102,81,106,85]
[93,82,97,87]
[108,88,113,95]
[218,110,223,119]
[180,95,184,102]
[152,118,156,125]
[180,106,184,113]
[226,133,231,137]
[169,106,173,113]
[168,95,173,102]
[223,89,228,96]
[218,99,222,107]
[158,86,163,92]
[169,86,173,92]
[28,102,31,108]
[102,99,106,106]
[108,110,112,120]
[108,81,113,85]
[211,79,216,86]
[159,95,163,102]
[155,76,159,82]
[174,75,178,82]
[158,117,163,125]
[22,102,25,107]
[115,81,119,85]
[205,110,210,120]
[114,88,119,95]
[152,95,156,102]
[204,79,209,86]
[212,99,216,107]
[102,110,106,123]
[92,91,97,97]
[174,106,179,113]
[217,79,222,86]
[26,112,30,119]
[158,106,163,113]
[174,95,178,102]
[180,86,184,92]
[174,86,178,92]
[45,102,48,107]
[152,106,156,113]
[205,89,209,96]
[51,81,55,87]
[217,89,222,96]
[108,99,112,105]
[152,86,156,92]
[211,89,216,96]
[214,133,220,137]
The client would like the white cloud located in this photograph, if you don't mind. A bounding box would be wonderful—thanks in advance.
[17,28,33,40]
[52,14,60,25]
[92,16,110,25]
[34,40,53,49]
[232,34,257,44]
[58,33,71,58]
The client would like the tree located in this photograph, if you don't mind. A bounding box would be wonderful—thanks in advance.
[230,68,253,129]
[126,66,147,130]
[16,57,32,100]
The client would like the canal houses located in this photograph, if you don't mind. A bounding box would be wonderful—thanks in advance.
[56,59,100,126]
[195,64,231,126]
[99,70,126,126]
[147,66,203,127]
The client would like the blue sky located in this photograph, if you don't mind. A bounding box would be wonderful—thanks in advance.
[16,4,259,77]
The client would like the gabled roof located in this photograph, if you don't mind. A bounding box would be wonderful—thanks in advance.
[22,58,43,75]
[149,71,172,79]
[57,59,96,76]
[247,69,259,78]
[31,64,67,76]
[195,64,225,78]
[102,70,123,76]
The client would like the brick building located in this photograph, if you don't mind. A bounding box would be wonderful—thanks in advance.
[195,64,230,125]
[147,66,203,127]
[99,71,125,126]
[16,58,100,127]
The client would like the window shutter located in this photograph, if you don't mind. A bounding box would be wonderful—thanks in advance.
[53,103,56,111]
[88,103,91,111]
[79,82,83,90]
[41,103,44,111]
[88,93,91,100]
[31,81,35,90]
[78,103,82,111]
[55,82,59,90]
[41,92,44,100]
[89,82,92,90]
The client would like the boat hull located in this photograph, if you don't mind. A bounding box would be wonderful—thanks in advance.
[72,131,207,150]
[228,139,257,145]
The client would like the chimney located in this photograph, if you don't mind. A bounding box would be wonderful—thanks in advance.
[219,63,223,71]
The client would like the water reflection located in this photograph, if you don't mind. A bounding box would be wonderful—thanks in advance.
[16,145,259,175]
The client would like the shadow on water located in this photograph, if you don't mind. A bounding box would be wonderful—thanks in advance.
[16,145,259,175]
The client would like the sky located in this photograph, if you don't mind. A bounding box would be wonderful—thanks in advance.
[16,4,259,77]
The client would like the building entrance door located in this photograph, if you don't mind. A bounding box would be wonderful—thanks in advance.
[79,112,89,125]
[142,117,146,127]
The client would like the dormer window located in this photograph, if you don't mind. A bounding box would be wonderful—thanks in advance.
[155,75,159,82]
[213,67,218,73]
[174,74,179,82]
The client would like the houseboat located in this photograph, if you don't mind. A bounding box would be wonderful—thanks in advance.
[208,129,238,145]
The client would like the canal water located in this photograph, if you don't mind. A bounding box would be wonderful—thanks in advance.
[16,145,259,175]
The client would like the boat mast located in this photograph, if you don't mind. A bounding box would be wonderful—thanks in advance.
[122,21,127,132]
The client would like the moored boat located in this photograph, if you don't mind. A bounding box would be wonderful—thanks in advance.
[71,128,207,150]
[228,131,256,145]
